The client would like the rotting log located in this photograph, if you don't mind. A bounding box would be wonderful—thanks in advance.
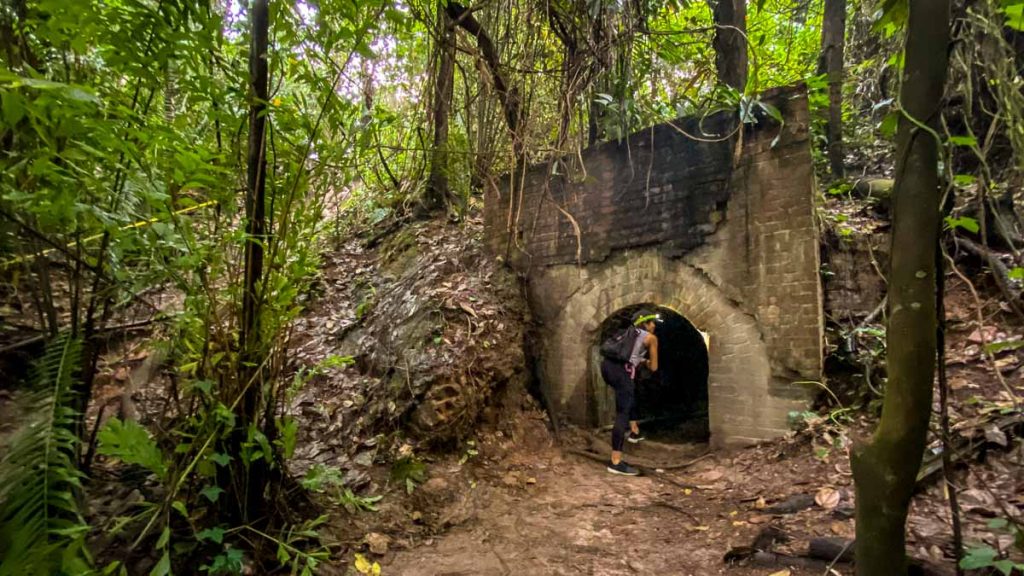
[849,1,951,574]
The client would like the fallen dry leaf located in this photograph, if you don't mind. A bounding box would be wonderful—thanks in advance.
[699,469,724,482]
[830,521,852,537]
[984,424,1008,447]
[458,302,478,318]
[768,570,791,576]
[815,487,841,509]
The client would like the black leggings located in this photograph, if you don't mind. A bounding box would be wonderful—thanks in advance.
[601,359,636,452]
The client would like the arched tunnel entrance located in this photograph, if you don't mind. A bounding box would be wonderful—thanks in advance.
[589,303,710,443]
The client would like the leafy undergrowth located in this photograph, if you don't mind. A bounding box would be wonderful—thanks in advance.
[68,203,1024,574]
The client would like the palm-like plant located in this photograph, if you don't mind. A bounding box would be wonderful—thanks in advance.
[0,334,91,575]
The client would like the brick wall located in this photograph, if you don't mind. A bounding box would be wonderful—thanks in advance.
[485,85,824,445]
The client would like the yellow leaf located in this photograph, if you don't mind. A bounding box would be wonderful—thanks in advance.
[768,570,791,576]
[684,488,693,495]
[354,553,372,574]
[372,562,382,575]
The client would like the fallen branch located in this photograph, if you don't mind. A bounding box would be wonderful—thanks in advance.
[916,411,1023,485]
[0,318,157,356]
[955,236,1024,323]
[808,536,854,563]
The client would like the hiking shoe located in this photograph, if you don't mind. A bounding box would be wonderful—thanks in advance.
[626,432,645,444]
[606,461,640,476]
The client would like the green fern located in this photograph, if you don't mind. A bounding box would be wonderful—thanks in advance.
[97,418,168,482]
[0,334,91,576]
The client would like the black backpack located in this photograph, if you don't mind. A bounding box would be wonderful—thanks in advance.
[600,326,640,363]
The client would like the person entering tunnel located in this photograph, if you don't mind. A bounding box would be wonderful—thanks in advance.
[598,309,660,475]
[592,303,710,445]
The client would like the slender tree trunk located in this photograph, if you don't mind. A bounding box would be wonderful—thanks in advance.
[426,9,455,212]
[711,0,747,92]
[818,0,846,179]
[850,1,950,574]
[232,0,270,524]
[445,1,520,149]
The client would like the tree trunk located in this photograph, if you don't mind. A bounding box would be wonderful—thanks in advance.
[818,0,846,179]
[231,0,270,524]
[850,1,950,574]
[426,9,456,212]
[711,0,747,92]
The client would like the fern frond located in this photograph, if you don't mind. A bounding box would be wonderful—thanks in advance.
[0,333,91,576]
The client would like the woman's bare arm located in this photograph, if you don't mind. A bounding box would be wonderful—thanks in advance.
[646,334,659,372]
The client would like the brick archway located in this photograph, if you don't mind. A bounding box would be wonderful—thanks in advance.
[536,250,808,446]
[495,86,823,446]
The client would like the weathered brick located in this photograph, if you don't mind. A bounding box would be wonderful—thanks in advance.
[498,85,822,447]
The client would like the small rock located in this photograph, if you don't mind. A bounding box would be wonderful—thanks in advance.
[697,469,724,483]
[502,472,520,487]
[353,451,375,467]
[343,468,371,490]
[365,532,390,555]
[411,510,424,523]
[525,477,537,485]
[420,477,449,495]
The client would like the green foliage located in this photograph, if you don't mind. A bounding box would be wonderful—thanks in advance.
[201,546,245,575]
[301,464,345,493]
[984,338,1024,354]
[787,410,821,431]
[458,440,479,465]
[300,464,381,513]
[961,517,1024,574]
[0,334,90,576]
[873,0,908,36]
[335,489,383,514]
[945,216,980,234]
[97,418,169,481]
[1003,0,1024,30]
[391,456,427,494]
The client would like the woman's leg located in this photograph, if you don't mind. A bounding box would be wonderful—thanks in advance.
[603,361,634,464]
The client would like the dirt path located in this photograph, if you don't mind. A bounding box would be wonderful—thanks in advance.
[385,444,842,576]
